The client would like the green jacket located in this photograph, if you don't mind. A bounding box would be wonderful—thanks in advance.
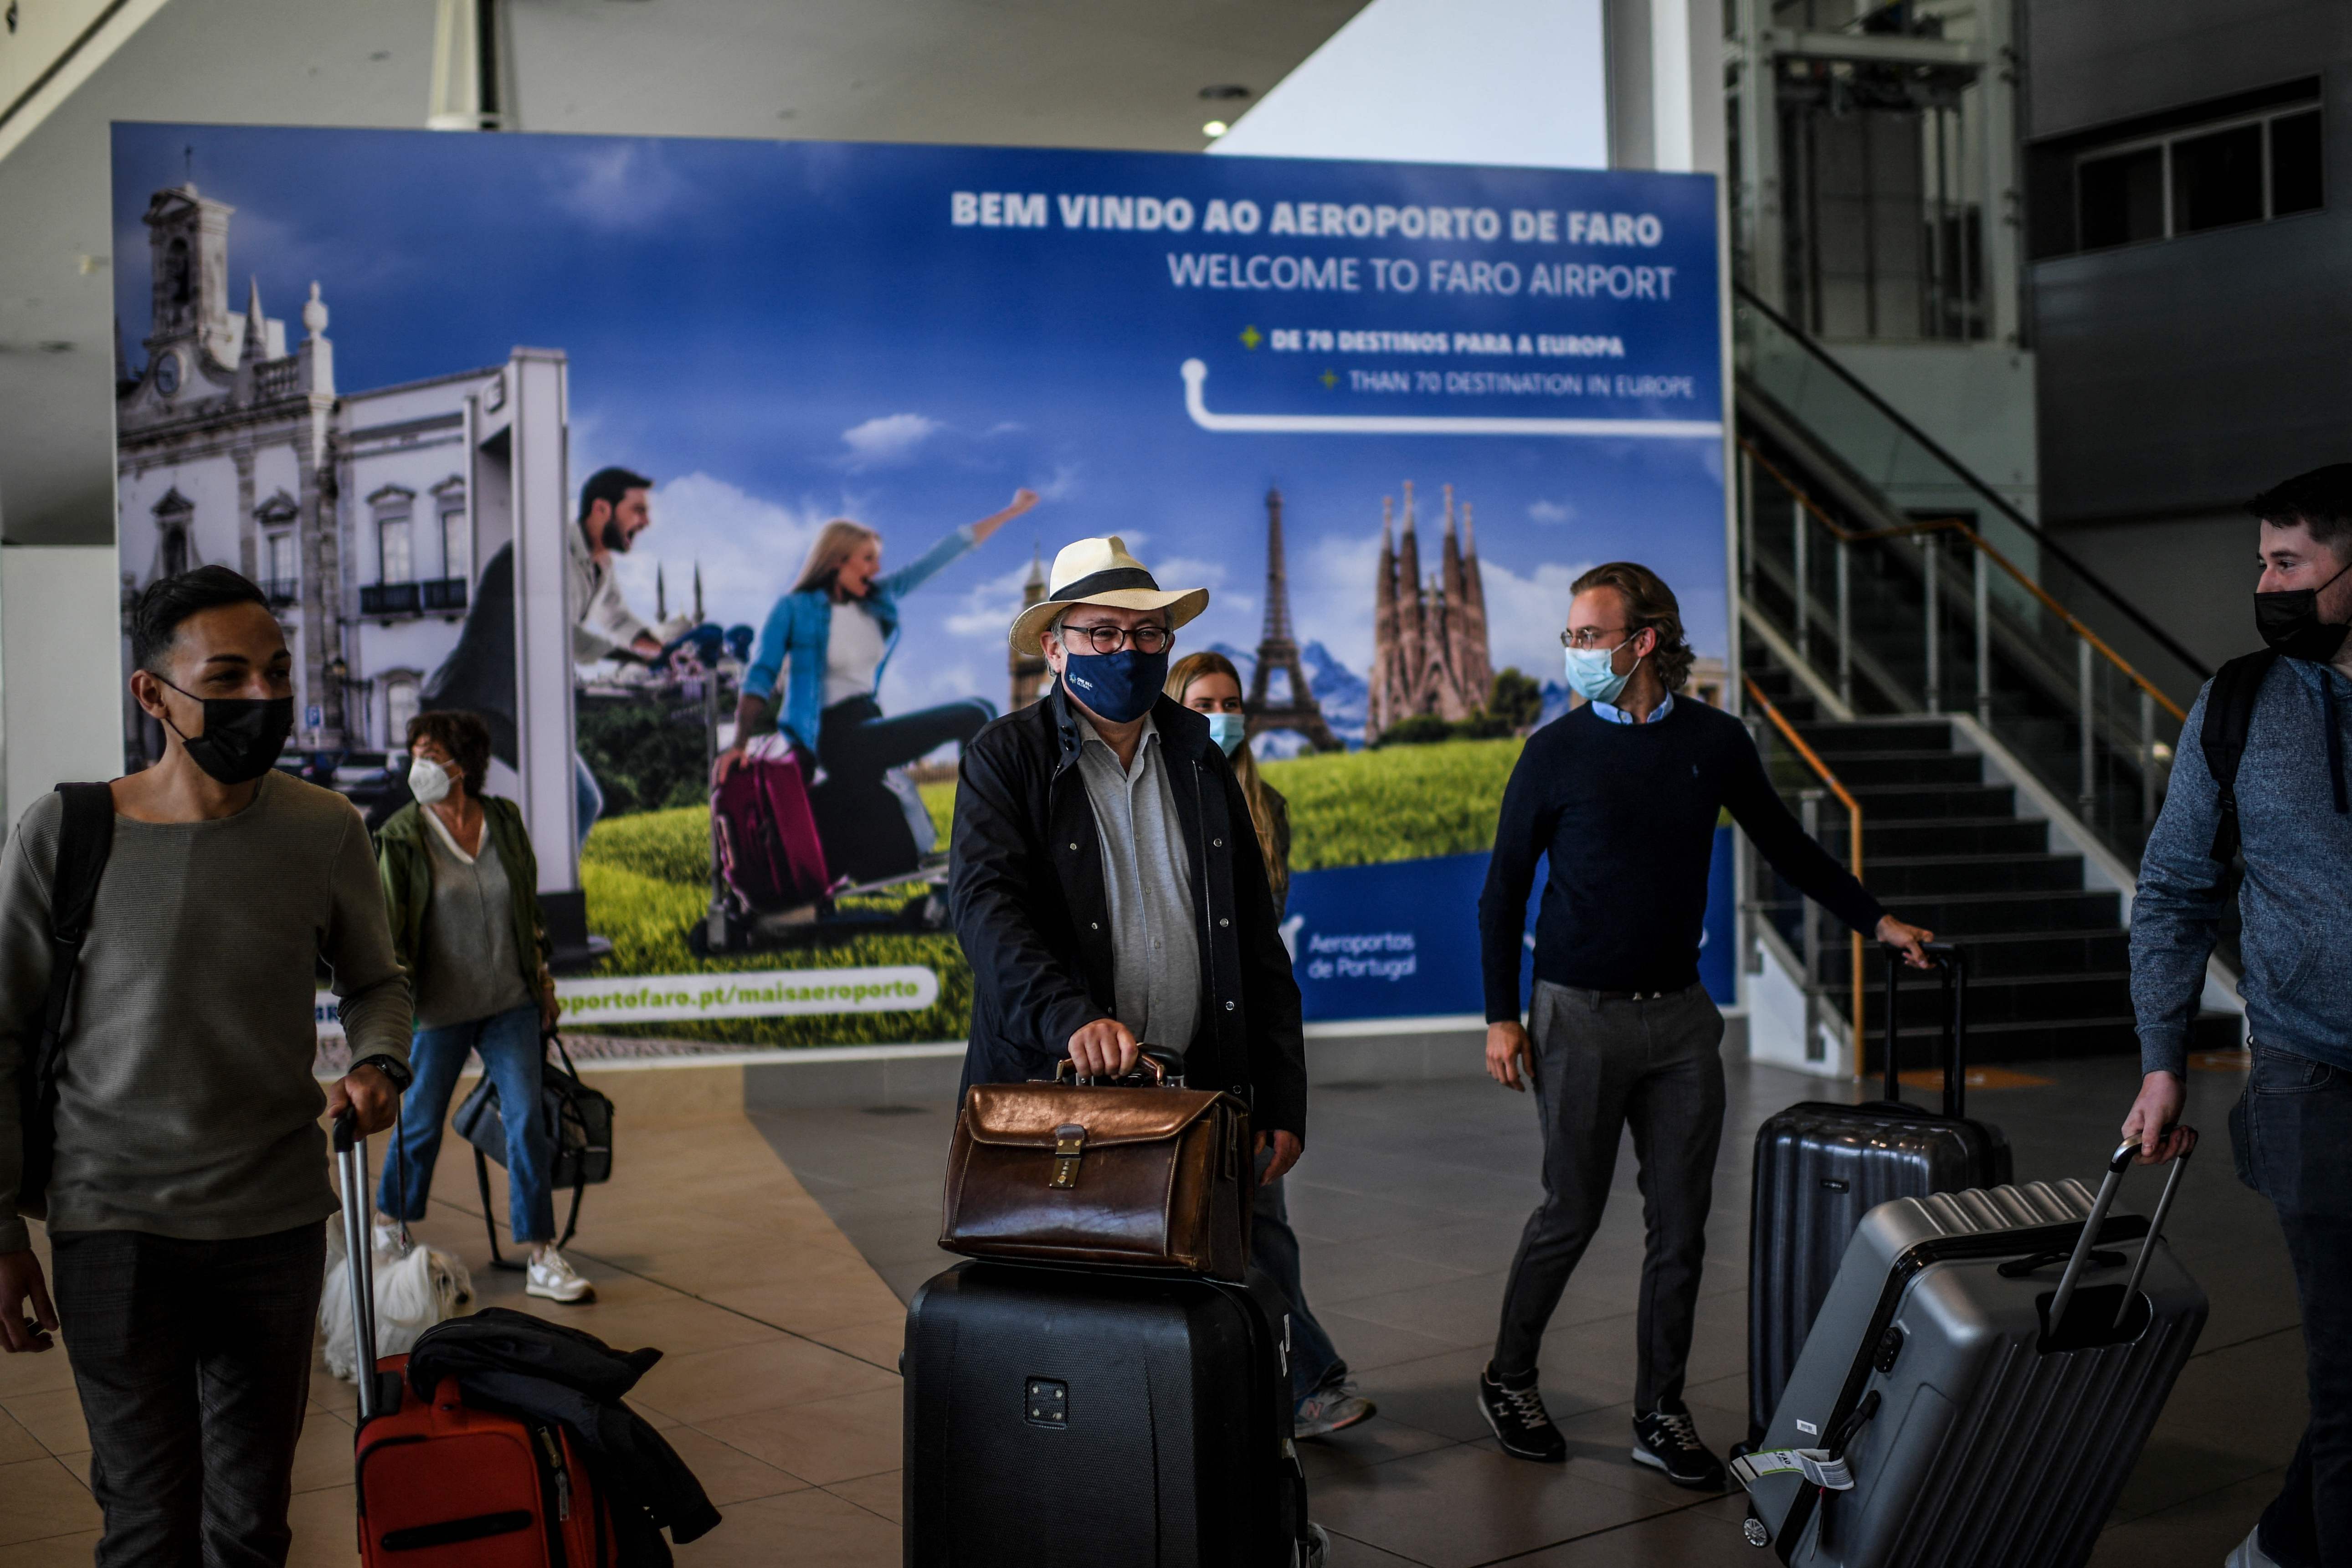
[377,797,552,1004]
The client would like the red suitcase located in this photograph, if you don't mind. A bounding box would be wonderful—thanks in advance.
[335,1116,612,1568]
[711,735,832,915]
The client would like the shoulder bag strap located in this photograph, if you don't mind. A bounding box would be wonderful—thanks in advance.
[33,784,117,1078]
[2203,651,2279,864]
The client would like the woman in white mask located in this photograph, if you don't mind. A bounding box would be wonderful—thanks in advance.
[1163,651,1375,1442]
[374,712,589,1303]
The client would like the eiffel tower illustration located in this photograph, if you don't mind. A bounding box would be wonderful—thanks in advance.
[1247,488,1342,752]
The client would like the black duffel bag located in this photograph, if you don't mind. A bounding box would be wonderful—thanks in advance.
[453,1031,613,1267]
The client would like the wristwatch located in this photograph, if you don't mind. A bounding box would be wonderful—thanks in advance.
[349,1054,415,1094]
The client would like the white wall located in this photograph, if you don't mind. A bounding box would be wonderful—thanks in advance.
[2,545,131,830]
[1210,0,1610,169]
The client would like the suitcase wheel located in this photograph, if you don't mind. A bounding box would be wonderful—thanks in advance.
[1742,1513,1772,1548]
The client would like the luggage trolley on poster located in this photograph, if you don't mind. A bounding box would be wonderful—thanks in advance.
[683,642,953,956]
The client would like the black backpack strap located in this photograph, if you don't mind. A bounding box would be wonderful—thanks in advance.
[2203,651,2280,864]
[19,783,117,1213]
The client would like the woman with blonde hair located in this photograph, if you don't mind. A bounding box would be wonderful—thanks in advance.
[1166,650,1375,1441]
[716,489,1037,870]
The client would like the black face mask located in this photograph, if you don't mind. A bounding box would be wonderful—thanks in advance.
[157,679,295,785]
[2256,553,2352,661]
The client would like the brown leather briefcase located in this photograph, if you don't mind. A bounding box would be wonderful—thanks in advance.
[939,1056,1252,1280]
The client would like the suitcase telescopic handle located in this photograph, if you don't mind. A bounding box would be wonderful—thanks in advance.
[1880,942,1965,1116]
[332,1110,384,1424]
[2048,1132,2194,1334]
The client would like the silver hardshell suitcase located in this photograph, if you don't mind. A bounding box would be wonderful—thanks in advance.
[1736,1141,2206,1568]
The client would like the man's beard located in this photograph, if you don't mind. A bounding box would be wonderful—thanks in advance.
[601,518,632,552]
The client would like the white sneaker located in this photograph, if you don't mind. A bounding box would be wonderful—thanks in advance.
[525,1247,595,1304]
[2226,1525,2281,1568]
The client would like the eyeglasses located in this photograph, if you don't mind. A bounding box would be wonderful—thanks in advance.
[1062,622,1173,655]
[1560,624,1638,650]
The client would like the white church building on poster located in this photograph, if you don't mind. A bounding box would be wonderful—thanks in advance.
[113,180,569,772]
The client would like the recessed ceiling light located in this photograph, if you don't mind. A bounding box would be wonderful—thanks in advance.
[1203,121,1229,139]
[1200,84,1252,101]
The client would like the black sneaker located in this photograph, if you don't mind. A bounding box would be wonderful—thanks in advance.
[1631,1402,1727,1490]
[1478,1364,1566,1462]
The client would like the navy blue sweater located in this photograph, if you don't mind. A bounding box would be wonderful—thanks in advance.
[1478,701,1885,1018]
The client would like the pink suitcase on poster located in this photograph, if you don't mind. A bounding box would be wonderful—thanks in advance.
[713,735,832,914]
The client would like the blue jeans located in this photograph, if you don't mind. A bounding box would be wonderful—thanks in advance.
[1253,1164,1343,1402]
[378,1003,556,1244]
[574,752,603,851]
[2237,1044,2352,1568]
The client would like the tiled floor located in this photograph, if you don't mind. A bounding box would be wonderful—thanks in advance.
[0,1047,2299,1566]
[757,1049,2301,1567]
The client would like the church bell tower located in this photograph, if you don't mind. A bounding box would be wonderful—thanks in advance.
[143,184,239,370]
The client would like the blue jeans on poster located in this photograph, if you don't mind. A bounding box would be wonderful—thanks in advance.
[574,752,603,851]
[378,1003,555,1244]
[2235,1044,2352,1568]
[1253,1157,1343,1403]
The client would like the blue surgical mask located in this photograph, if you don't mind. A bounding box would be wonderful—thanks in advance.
[1060,648,1167,725]
[1563,643,1639,706]
[1204,713,1247,756]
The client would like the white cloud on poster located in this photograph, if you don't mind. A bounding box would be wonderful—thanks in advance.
[547,143,694,231]
[1527,498,1576,524]
[945,557,1045,640]
[840,412,942,469]
[611,471,825,635]
[1476,555,1594,680]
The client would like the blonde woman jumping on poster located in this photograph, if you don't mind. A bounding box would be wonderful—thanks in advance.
[715,488,1039,880]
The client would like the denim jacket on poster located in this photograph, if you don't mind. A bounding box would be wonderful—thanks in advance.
[2132,655,2352,1076]
[742,524,977,748]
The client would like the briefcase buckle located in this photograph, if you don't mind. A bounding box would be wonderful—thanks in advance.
[1050,1124,1087,1189]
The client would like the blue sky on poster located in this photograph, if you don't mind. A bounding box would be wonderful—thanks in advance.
[113,124,1724,718]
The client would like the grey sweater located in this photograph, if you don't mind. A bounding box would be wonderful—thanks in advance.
[0,773,412,1251]
[2133,655,2352,1077]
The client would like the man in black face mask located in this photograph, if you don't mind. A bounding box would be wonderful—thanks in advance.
[0,566,414,1567]
[2124,464,2352,1568]
[948,535,1307,1179]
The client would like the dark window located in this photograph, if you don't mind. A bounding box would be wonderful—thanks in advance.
[2079,148,2164,250]
[2272,109,2324,215]
[161,528,189,578]
[2171,123,2265,233]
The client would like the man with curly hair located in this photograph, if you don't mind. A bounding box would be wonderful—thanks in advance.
[1471,562,1933,1488]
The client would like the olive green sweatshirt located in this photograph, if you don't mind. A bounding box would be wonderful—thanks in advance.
[0,772,412,1252]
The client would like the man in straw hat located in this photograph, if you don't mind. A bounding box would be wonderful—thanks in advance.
[949,533,1309,1178]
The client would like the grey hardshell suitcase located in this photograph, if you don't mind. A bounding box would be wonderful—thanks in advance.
[1736,1141,2206,1568]
[1747,946,2011,1444]
[903,1260,1312,1567]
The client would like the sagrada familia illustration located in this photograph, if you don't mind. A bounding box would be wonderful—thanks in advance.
[1368,482,1494,740]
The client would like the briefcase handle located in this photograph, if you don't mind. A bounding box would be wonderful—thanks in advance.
[1054,1050,1179,1088]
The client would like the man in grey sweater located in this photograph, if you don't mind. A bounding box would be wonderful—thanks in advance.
[2123,465,2352,1568]
[0,566,412,1568]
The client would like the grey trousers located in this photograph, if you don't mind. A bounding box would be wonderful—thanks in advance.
[50,1222,326,1568]
[1492,980,1726,1411]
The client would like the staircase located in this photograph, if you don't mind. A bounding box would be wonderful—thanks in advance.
[1745,646,2137,1063]
[1732,287,2241,1069]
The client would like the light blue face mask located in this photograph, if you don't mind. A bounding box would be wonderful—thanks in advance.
[1563,643,1640,706]
[1204,712,1248,756]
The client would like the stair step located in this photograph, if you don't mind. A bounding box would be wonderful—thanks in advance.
[1795,722,1955,755]
[1838,783,2016,820]
[1853,854,2086,897]
[1760,888,2122,935]
[1805,753,1983,788]
[1862,818,2050,858]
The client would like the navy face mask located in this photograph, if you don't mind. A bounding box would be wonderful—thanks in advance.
[1059,648,1167,725]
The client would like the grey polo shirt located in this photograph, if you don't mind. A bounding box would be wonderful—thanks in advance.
[1073,714,1201,1056]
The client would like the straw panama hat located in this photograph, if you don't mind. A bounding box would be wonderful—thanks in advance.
[1008,535,1212,657]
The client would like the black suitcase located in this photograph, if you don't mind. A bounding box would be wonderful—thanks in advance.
[1745,944,2010,1445]
[903,1260,1311,1567]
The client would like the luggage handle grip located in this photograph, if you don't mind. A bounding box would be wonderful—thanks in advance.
[2048,1132,2193,1334]
[1880,942,1965,1118]
[332,1110,384,1424]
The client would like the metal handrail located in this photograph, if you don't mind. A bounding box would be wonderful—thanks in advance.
[1735,282,2213,684]
[1742,438,2190,723]
[1743,671,1865,1068]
